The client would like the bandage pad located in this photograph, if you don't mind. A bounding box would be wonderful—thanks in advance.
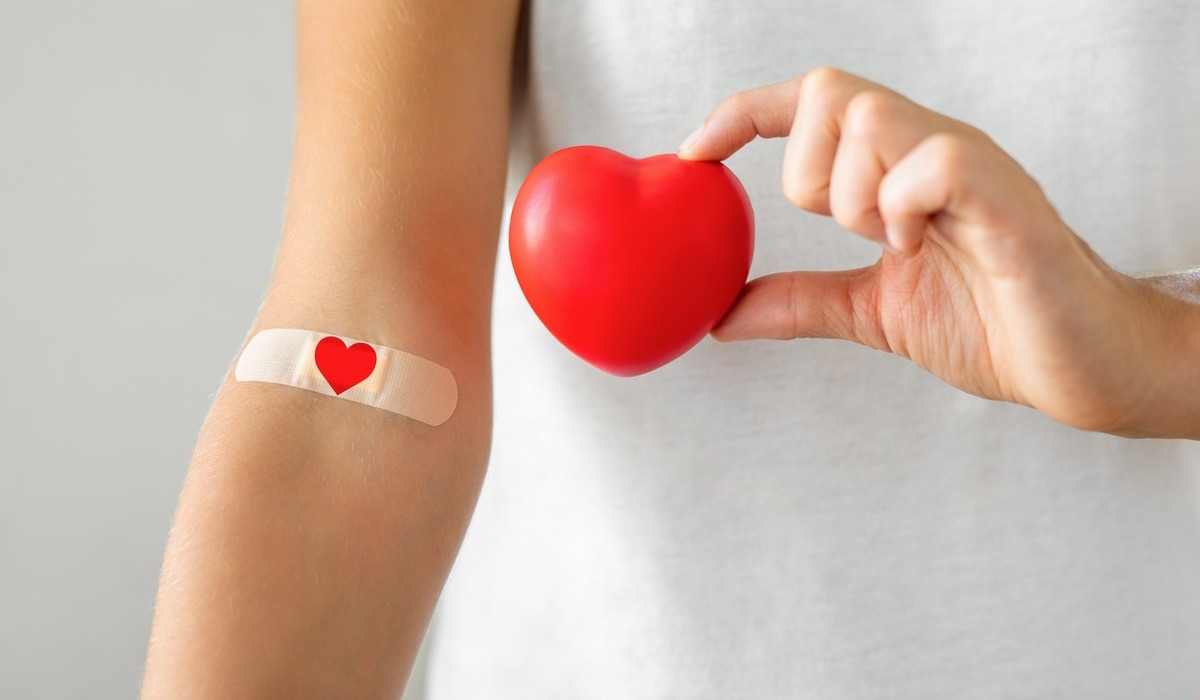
[234,328,457,426]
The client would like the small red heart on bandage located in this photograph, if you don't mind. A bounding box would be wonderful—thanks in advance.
[314,336,377,395]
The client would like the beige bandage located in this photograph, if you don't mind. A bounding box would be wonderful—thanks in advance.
[234,328,457,426]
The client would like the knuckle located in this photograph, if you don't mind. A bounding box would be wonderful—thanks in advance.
[782,172,825,211]
[799,66,845,100]
[786,273,802,339]
[831,203,869,234]
[842,91,894,139]
[781,173,804,207]
[849,277,888,352]
[925,133,973,182]
[717,90,751,117]
[876,177,906,218]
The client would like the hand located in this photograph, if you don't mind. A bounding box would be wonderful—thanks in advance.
[678,67,1188,436]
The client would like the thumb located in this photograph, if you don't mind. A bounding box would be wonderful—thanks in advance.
[711,268,883,347]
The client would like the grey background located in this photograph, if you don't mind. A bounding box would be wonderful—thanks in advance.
[5,2,1199,699]
[1,2,427,697]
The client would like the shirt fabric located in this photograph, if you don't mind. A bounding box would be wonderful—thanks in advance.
[424,1,1200,697]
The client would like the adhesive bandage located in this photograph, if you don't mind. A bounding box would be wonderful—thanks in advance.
[234,328,457,426]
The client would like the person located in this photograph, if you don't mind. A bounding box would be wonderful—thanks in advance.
[142,0,1200,697]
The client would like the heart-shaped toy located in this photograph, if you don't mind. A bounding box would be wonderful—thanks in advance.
[314,336,378,395]
[510,146,754,376]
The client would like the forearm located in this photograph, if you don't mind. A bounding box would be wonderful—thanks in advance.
[144,269,495,698]
[143,0,520,696]
[144,378,490,697]
[1139,267,1200,305]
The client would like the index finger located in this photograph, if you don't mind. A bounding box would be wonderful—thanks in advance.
[677,77,801,161]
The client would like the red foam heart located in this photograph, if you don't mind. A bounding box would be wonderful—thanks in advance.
[509,146,754,376]
[314,336,377,395]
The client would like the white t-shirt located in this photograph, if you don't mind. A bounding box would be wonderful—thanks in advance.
[426,1,1200,697]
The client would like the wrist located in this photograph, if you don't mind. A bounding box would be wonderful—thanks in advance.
[1118,274,1200,439]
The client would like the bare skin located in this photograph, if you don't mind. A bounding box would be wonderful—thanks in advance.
[681,68,1200,439]
[141,1,522,697]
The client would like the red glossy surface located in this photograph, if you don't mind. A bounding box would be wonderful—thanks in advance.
[510,146,755,376]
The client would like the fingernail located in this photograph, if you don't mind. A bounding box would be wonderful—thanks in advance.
[678,124,705,153]
[883,226,903,255]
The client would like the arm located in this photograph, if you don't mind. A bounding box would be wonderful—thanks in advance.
[141,0,522,696]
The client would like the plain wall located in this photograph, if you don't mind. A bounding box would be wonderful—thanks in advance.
[0,2,427,697]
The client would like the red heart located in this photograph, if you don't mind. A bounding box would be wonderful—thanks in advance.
[509,146,754,376]
[314,336,377,395]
